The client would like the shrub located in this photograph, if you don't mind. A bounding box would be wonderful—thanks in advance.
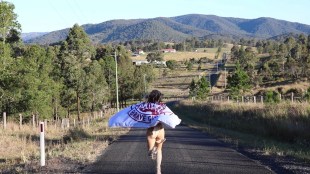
[166,60,178,70]
[265,90,280,103]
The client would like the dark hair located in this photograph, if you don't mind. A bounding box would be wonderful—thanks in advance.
[147,90,163,103]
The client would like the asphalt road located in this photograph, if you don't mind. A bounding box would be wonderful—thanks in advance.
[83,126,274,174]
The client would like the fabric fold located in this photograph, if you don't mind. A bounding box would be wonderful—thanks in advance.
[108,102,181,129]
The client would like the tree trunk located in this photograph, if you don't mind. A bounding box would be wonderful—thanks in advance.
[77,91,81,121]
[91,92,95,117]
[67,107,70,119]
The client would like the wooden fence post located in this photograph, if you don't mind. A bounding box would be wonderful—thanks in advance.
[32,114,36,128]
[227,96,230,102]
[242,96,244,103]
[279,94,282,102]
[254,96,256,103]
[261,96,264,104]
[44,119,47,131]
[19,114,22,129]
[3,112,6,130]
[291,92,294,103]
[67,119,70,128]
[73,119,76,127]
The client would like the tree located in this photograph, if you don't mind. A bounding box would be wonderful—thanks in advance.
[186,62,193,70]
[265,90,280,103]
[146,51,163,63]
[227,63,251,97]
[188,77,210,100]
[16,45,55,119]
[196,77,210,100]
[0,1,21,44]
[166,60,178,70]
[83,60,108,114]
[58,24,94,120]
[189,79,197,97]
[231,45,239,60]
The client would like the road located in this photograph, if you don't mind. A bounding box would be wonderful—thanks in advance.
[83,125,274,174]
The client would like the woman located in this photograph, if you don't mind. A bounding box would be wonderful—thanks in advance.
[109,90,181,174]
[145,90,166,174]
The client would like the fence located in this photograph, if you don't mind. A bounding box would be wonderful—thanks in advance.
[0,108,118,131]
[204,92,308,104]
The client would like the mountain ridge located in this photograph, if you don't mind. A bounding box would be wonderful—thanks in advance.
[24,14,310,45]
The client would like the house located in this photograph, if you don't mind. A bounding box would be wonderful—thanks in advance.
[134,49,145,55]
[153,60,167,67]
[161,49,176,53]
[132,60,149,66]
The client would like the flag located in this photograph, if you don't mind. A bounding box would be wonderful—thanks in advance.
[108,102,181,128]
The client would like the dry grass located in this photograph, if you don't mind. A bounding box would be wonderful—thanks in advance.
[130,46,232,62]
[0,109,129,172]
[131,51,216,61]
[152,68,203,98]
[170,100,310,161]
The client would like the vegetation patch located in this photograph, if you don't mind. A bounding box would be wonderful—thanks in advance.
[170,100,310,161]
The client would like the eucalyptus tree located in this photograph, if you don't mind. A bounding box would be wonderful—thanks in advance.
[17,45,54,119]
[146,51,163,62]
[0,1,20,44]
[116,46,136,107]
[133,64,154,100]
[83,60,108,115]
[58,24,95,120]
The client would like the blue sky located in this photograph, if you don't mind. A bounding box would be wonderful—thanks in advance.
[8,0,310,33]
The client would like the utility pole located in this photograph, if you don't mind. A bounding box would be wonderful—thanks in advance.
[224,68,227,89]
[209,73,212,93]
[143,74,147,95]
[115,51,119,112]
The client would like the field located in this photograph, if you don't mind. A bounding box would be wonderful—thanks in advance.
[131,47,232,62]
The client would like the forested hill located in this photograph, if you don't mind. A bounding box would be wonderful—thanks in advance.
[25,14,310,45]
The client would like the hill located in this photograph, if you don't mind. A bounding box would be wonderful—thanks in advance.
[21,32,48,42]
[25,14,310,45]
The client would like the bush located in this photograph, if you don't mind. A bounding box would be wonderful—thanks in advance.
[265,90,280,103]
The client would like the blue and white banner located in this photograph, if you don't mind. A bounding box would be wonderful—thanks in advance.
[108,102,181,128]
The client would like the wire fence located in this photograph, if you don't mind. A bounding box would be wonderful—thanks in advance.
[0,108,118,131]
[202,92,308,104]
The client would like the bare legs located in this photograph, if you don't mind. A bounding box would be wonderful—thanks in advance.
[146,124,165,174]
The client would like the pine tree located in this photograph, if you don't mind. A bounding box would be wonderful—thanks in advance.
[227,63,251,97]
[196,77,210,100]
[58,24,94,120]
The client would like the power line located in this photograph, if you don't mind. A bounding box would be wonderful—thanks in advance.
[65,0,83,24]
[47,0,70,29]
[72,0,87,24]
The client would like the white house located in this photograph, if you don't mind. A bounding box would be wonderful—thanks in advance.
[161,49,176,53]
[132,60,149,66]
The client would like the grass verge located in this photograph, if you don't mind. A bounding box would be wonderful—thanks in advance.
[169,100,310,162]
[0,111,129,173]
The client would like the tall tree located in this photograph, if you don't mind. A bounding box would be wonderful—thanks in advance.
[83,60,108,115]
[227,63,251,97]
[58,24,94,120]
[146,51,163,63]
[0,1,20,44]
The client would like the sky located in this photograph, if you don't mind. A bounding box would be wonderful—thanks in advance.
[7,0,310,33]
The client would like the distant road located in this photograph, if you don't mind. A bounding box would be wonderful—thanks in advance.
[83,126,274,174]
